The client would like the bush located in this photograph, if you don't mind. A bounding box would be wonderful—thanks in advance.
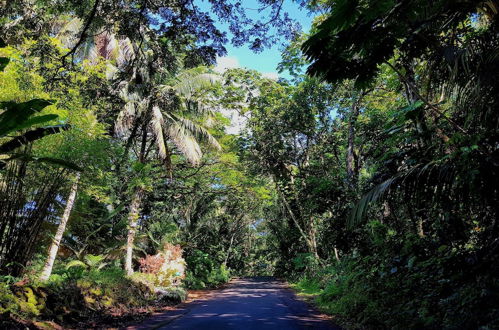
[184,250,230,289]
[292,253,320,276]
[0,266,160,326]
[291,238,499,329]
[155,287,187,304]
[135,243,186,288]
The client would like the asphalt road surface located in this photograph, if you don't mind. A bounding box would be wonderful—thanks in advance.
[132,277,340,330]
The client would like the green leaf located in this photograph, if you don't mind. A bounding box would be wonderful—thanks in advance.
[401,101,424,120]
[0,124,70,153]
[2,153,82,171]
[105,204,124,220]
[349,177,397,228]
[11,114,60,132]
[0,99,55,136]
[33,157,82,171]
[66,260,87,270]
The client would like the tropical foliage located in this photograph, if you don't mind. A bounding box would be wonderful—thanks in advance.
[1,0,498,329]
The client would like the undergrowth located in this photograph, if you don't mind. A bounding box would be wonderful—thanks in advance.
[291,235,499,329]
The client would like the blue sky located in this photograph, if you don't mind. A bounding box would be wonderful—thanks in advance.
[196,0,313,78]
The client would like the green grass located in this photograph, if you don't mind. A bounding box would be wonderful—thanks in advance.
[290,277,323,299]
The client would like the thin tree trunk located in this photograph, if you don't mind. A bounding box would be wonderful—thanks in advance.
[334,247,340,262]
[417,218,425,238]
[223,233,236,267]
[125,187,143,276]
[346,96,360,186]
[401,62,430,147]
[277,187,319,259]
[40,172,80,281]
[124,124,148,276]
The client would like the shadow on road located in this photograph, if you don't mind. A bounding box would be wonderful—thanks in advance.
[127,277,341,330]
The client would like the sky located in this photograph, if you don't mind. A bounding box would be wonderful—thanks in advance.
[195,0,313,78]
[193,1,314,134]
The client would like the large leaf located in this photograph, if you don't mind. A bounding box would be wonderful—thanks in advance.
[0,99,55,136]
[401,101,424,121]
[66,260,87,270]
[1,153,82,171]
[348,177,397,228]
[11,114,60,132]
[0,124,70,153]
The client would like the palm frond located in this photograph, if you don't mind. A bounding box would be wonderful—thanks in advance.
[173,72,219,98]
[55,18,83,49]
[348,177,397,228]
[150,105,168,161]
[116,37,135,67]
[115,102,137,137]
[163,113,203,165]
[93,31,117,60]
[348,160,457,228]
[175,116,222,151]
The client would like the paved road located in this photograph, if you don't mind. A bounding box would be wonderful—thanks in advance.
[132,277,340,330]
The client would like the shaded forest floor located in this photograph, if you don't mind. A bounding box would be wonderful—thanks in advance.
[2,285,225,330]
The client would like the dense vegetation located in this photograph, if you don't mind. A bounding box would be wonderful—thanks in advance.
[1,0,498,329]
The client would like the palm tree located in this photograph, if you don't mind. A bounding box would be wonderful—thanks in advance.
[40,172,80,281]
[54,20,222,274]
[116,64,221,275]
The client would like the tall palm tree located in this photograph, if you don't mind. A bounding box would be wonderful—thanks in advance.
[54,19,222,274]
[116,64,221,275]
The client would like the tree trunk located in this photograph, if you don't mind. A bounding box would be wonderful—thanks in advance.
[417,218,425,238]
[40,172,80,281]
[346,96,361,186]
[125,187,143,276]
[334,247,340,262]
[401,62,429,146]
[307,219,320,260]
[277,187,319,259]
[223,233,236,267]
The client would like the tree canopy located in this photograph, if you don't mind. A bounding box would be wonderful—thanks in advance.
[1,1,498,329]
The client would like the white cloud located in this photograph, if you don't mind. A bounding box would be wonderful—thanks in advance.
[214,56,279,134]
[215,56,280,80]
[221,108,248,135]
[214,56,240,73]
[262,72,279,80]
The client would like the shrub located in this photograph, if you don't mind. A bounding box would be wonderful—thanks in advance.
[139,254,165,274]
[292,253,320,275]
[291,237,499,330]
[0,265,162,326]
[135,243,186,288]
[184,250,231,289]
[155,287,187,304]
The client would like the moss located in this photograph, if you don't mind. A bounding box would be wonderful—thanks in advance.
[0,284,18,314]
[0,265,185,327]
[89,287,102,296]
[83,295,96,305]
[12,286,47,317]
